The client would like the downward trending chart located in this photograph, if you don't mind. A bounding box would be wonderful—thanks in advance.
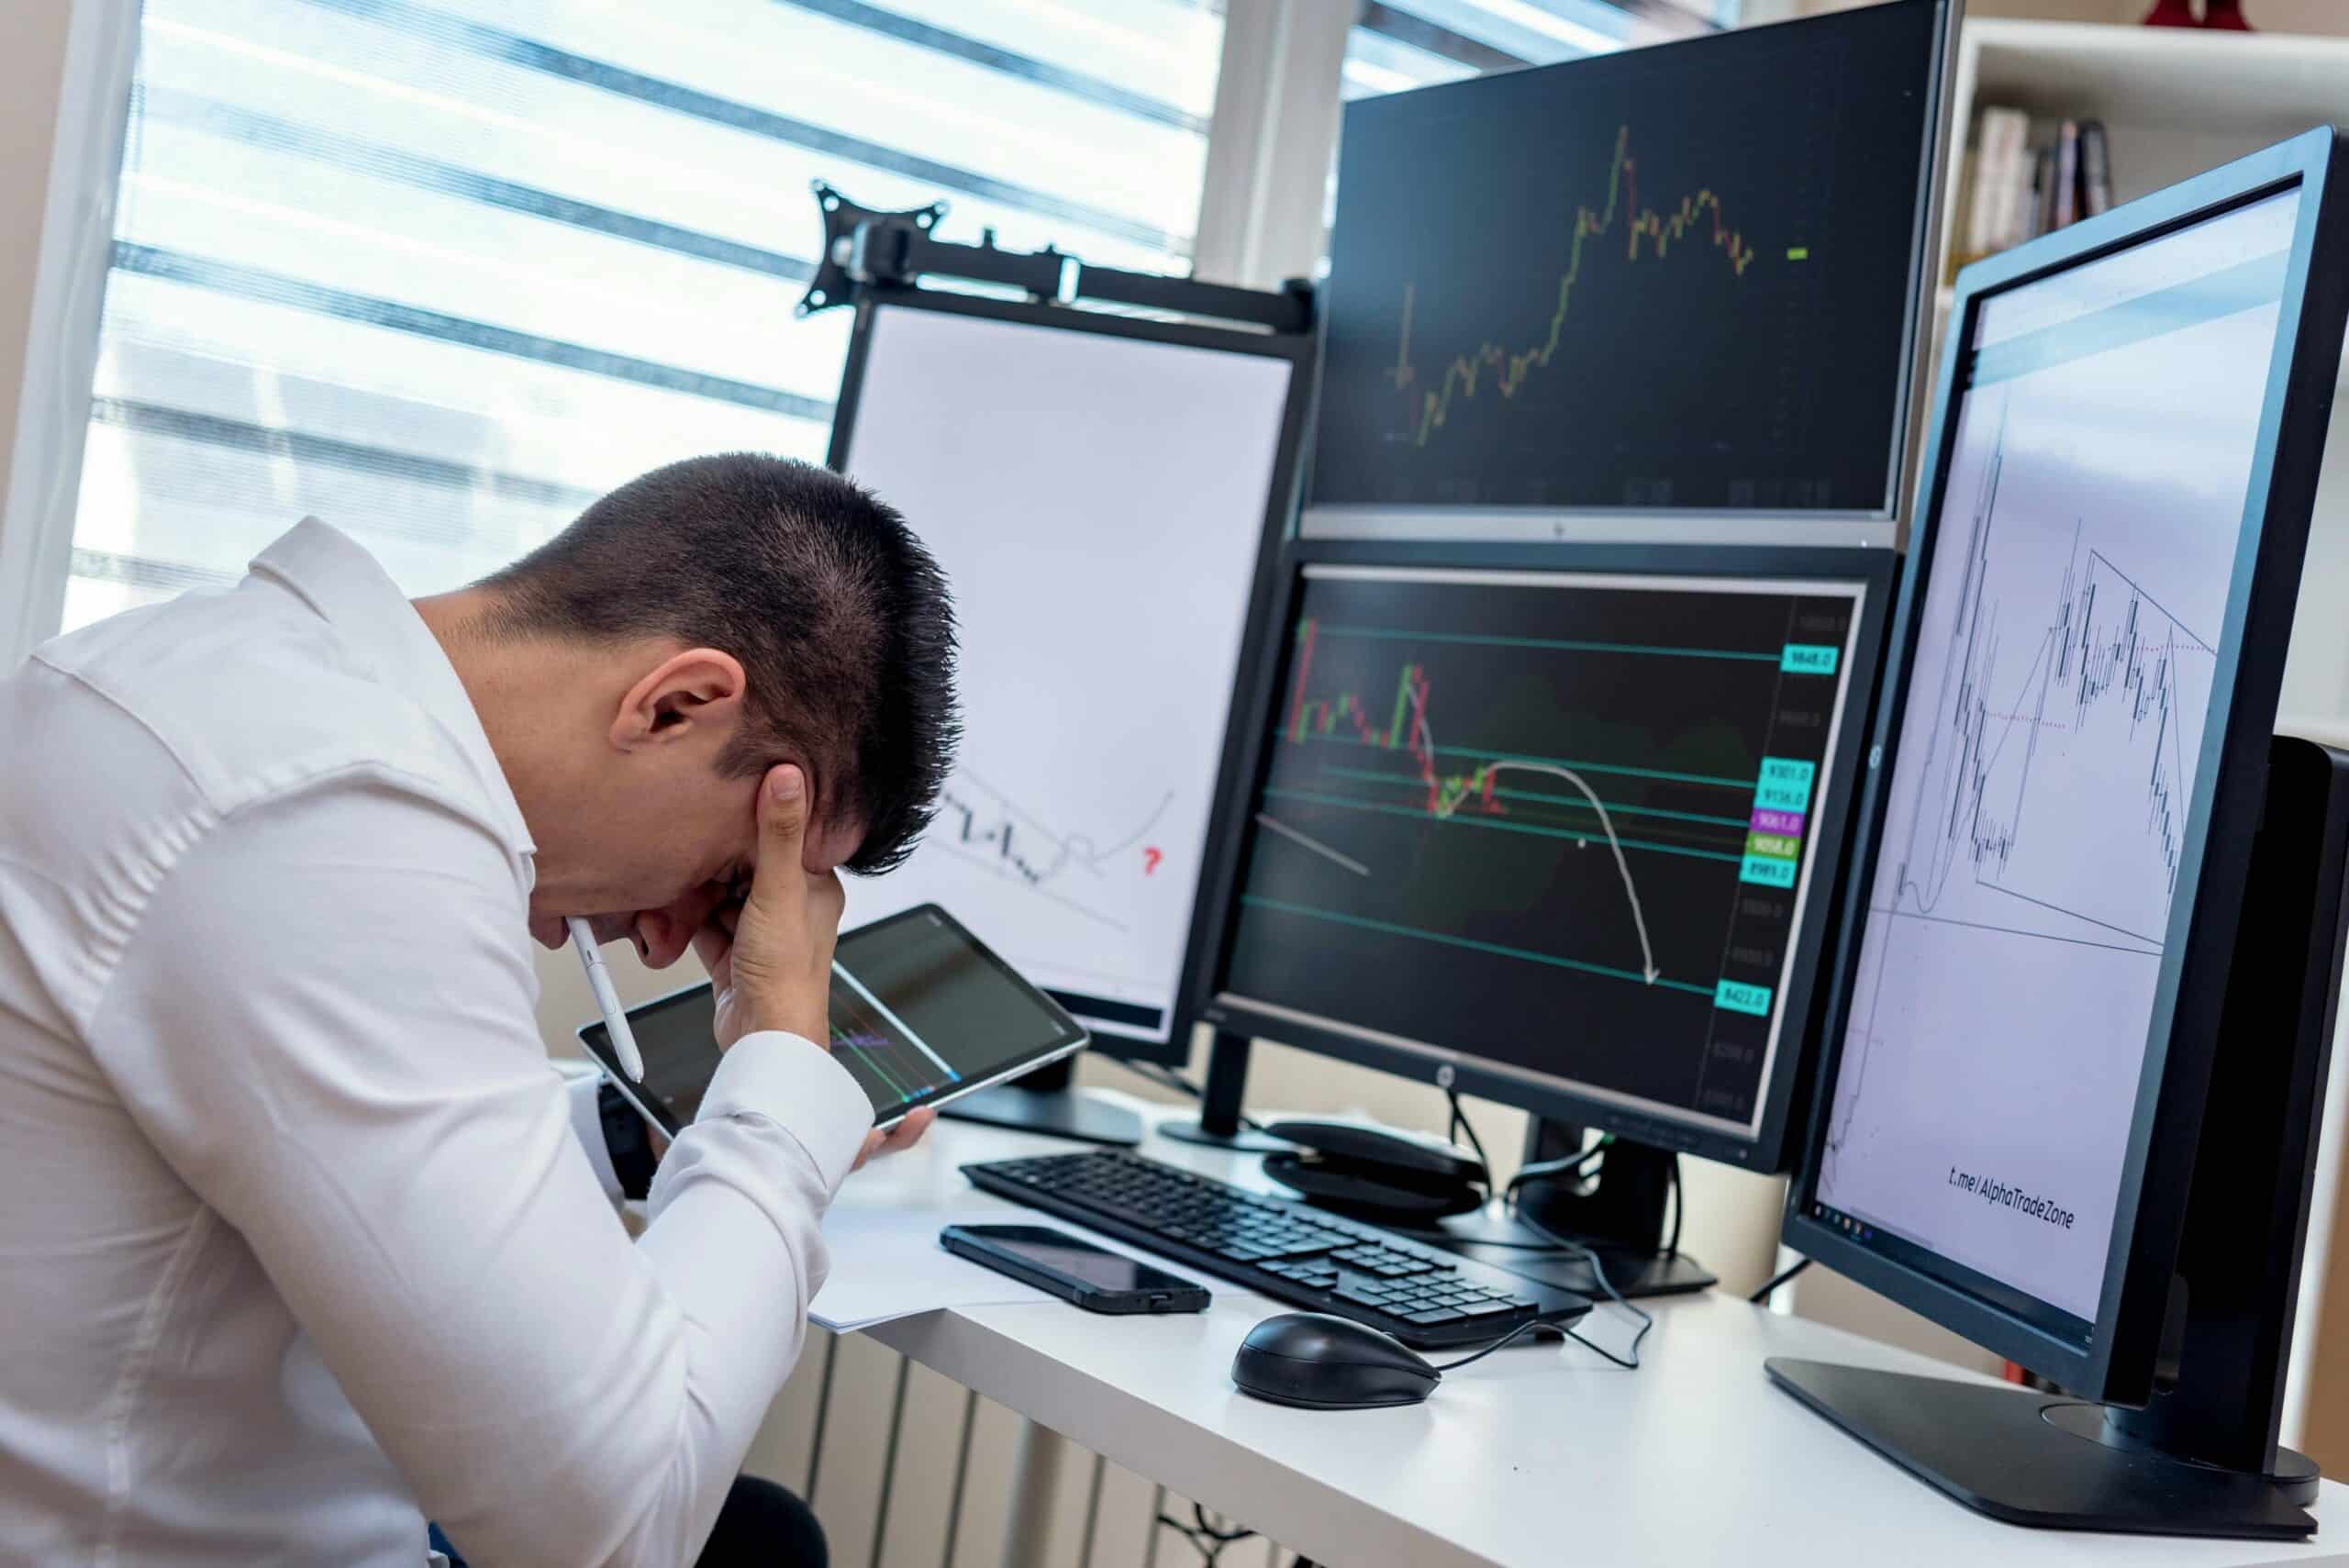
[930,768,1175,934]
[1224,565,1865,1129]
[1274,618,1669,984]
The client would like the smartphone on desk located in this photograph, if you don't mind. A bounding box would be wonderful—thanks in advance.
[941,1224,1210,1316]
[578,904,1088,1136]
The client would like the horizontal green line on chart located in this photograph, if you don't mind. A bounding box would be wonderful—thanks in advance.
[1261,788,1746,863]
[1316,766,1753,828]
[1241,895,1718,997]
[1291,732,1759,791]
[1304,623,1783,663]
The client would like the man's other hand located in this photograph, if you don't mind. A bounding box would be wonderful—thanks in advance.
[694,765,842,1048]
[853,1107,935,1172]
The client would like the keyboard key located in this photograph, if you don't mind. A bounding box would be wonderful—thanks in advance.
[1403,1307,1465,1326]
[1459,1299,1520,1319]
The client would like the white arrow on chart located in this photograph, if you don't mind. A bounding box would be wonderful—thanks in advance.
[1435,761,1662,985]
[1402,692,1663,985]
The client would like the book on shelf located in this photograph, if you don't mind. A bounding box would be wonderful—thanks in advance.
[2052,119,2082,230]
[1953,106,2116,279]
[2080,121,2115,217]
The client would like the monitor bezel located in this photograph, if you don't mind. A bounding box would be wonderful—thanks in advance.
[1300,0,1954,535]
[1783,128,2349,1404]
[825,287,1317,1067]
[1183,537,1899,1172]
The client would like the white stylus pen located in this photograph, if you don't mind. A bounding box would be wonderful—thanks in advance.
[566,917,645,1083]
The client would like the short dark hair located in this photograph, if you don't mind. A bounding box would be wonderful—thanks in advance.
[482,453,958,874]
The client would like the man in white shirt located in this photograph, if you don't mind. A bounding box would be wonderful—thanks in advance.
[0,453,955,1566]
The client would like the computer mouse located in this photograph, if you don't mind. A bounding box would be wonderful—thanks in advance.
[1230,1312,1441,1410]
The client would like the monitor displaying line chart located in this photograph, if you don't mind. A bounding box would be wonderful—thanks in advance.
[836,303,1294,1044]
[1816,192,2298,1324]
[1309,0,1941,514]
[1218,562,1869,1136]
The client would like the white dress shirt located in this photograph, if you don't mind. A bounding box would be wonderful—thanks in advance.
[0,520,875,1567]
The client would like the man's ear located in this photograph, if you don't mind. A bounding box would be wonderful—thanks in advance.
[608,648,747,751]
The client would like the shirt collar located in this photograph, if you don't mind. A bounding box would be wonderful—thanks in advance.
[247,518,537,860]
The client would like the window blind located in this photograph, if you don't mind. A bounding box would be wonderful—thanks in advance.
[1343,0,1731,99]
[62,0,1222,630]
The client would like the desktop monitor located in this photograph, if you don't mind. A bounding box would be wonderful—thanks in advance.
[1778,130,2349,1537]
[829,293,1308,1082]
[1187,539,1895,1182]
[1305,0,1952,538]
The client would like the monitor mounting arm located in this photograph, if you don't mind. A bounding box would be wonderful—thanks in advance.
[795,183,1313,336]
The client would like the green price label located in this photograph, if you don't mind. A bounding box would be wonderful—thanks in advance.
[1780,643,1840,675]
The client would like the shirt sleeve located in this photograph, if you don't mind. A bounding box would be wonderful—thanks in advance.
[558,1060,629,1206]
[88,780,874,1568]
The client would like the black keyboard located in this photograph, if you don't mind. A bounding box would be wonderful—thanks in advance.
[963,1150,1592,1349]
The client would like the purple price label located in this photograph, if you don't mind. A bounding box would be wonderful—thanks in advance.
[1751,807,1806,837]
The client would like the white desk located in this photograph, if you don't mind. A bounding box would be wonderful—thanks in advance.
[829,1108,2349,1568]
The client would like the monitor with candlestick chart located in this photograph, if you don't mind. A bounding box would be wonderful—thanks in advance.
[1197,544,1893,1163]
[1308,0,1943,517]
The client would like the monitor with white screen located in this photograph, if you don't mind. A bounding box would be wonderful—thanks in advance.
[1809,189,2301,1335]
[831,297,1302,1054]
[1771,128,2349,1540]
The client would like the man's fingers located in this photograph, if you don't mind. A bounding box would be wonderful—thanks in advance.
[752,765,810,902]
[850,1108,934,1172]
[886,1107,936,1151]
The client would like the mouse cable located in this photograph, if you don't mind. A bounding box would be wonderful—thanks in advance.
[1748,1255,1813,1303]
[1516,1208,1655,1369]
[1427,1315,1552,1373]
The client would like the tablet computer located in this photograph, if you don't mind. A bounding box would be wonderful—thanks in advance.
[577,904,1089,1136]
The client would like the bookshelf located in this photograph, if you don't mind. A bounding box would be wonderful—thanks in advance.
[1937,18,2349,309]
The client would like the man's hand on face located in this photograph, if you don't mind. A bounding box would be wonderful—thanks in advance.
[658,762,934,1167]
[693,764,842,1049]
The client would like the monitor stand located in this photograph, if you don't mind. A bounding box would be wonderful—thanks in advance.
[1153,1032,1293,1154]
[1767,735,2349,1540]
[938,1054,1142,1147]
[1447,1133,1717,1301]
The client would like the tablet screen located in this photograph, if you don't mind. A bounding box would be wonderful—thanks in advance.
[579,904,1089,1133]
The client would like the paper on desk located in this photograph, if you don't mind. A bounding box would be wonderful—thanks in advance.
[810,1207,1054,1331]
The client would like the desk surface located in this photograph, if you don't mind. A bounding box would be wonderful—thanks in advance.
[832,1105,2349,1568]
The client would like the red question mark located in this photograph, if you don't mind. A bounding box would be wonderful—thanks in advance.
[1142,847,1163,875]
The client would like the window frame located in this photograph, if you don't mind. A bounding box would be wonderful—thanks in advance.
[1,0,141,669]
[0,0,1356,664]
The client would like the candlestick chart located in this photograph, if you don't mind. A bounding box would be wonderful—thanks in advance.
[1308,0,1941,510]
[1222,565,1865,1129]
